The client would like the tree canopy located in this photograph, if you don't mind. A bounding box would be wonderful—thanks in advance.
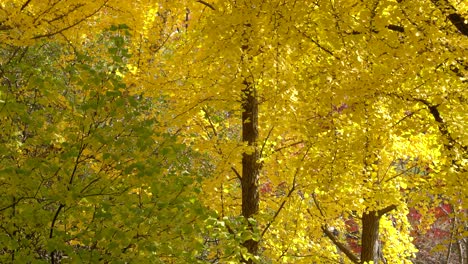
[1,0,467,263]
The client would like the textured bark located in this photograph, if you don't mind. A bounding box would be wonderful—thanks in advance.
[361,205,396,263]
[239,20,259,263]
[361,211,380,263]
[241,81,260,262]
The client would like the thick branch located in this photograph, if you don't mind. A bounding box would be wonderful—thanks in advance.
[383,93,467,158]
[361,206,396,263]
[431,0,468,36]
[308,193,360,264]
[322,226,360,264]
[49,203,64,264]
[415,99,463,152]
[377,204,397,217]
[386,24,405,33]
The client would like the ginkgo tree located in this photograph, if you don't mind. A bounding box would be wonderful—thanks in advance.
[290,0,468,263]
[149,0,467,263]
[1,0,467,263]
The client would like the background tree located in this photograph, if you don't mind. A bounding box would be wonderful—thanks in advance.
[0,24,214,263]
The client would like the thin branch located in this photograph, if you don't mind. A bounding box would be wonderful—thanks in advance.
[306,206,360,263]
[149,32,172,54]
[457,239,465,264]
[231,166,242,181]
[202,107,218,138]
[261,147,310,237]
[386,24,405,32]
[260,183,295,237]
[0,24,12,30]
[391,108,424,128]
[382,163,418,183]
[196,0,216,11]
[273,140,304,153]
[311,193,325,217]
[172,96,215,120]
[20,0,32,11]
[81,188,132,198]
[80,177,101,194]
[382,92,467,158]
[416,98,467,155]
[295,27,339,59]
[445,214,457,263]
[259,125,274,159]
[0,197,26,212]
[49,203,64,239]
[32,0,109,39]
[69,142,87,186]
[46,3,86,24]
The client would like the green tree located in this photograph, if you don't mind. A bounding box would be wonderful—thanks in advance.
[0,26,212,263]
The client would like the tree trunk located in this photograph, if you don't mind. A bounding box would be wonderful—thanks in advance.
[239,20,259,263]
[361,211,380,264]
[361,205,396,263]
[241,80,260,262]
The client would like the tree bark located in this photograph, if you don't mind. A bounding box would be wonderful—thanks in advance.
[361,205,396,263]
[241,81,260,262]
[361,211,380,263]
[240,20,259,262]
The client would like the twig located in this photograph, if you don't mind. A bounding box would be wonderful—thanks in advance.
[295,27,339,59]
[273,140,304,153]
[259,125,274,159]
[33,0,110,39]
[20,0,32,11]
[231,166,242,181]
[261,147,310,237]
[196,0,216,10]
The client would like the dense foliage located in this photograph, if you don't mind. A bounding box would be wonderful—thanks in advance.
[1,0,467,263]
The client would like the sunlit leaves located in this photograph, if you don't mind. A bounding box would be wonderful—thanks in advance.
[1,0,467,262]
